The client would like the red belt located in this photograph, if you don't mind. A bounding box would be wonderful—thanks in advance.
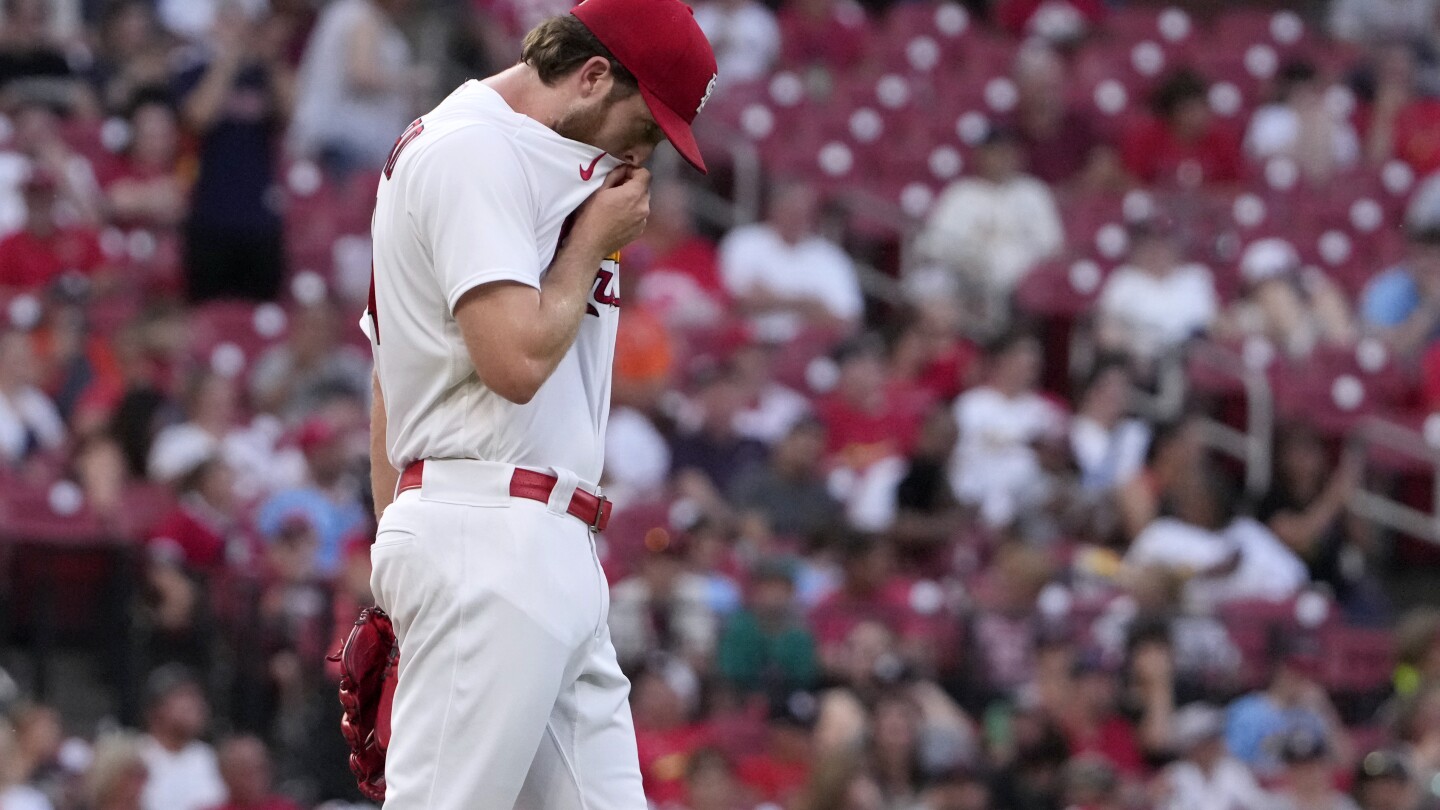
[396,460,612,532]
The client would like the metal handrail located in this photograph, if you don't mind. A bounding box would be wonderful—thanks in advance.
[1349,416,1440,543]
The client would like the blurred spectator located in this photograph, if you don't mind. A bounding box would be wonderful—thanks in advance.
[157,0,269,43]
[0,99,103,238]
[1226,635,1353,779]
[88,2,171,114]
[1392,608,1440,699]
[631,662,712,806]
[815,336,931,530]
[1059,755,1121,810]
[1258,425,1382,620]
[791,750,884,810]
[989,713,1072,810]
[0,720,53,810]
[0,0,75,94]
[1093,575,1240,696]
[1121,70,1243,187]
[0,168,109,292]
[995,0,1105,43]
[1159,703,1270,810]
[255,417,366,577]
[174,6,295,302]
[809,537,923,675]
[1361,227,1440,357]
[614,292,677,424]
[0,329,65,466]
[948,331,1066,531]
[693,0,781,85]
[1269,728,1361,810]
[604,387,672,506]
[681,516,744,617]
[731,419,840,541]
[148,371,305,497]
[735,692,817,805]
[909,767,991,810]
[730,337,811,446]
[1056,656,1145,777]
[288,0,422,174]
[1116,415,1207,542]
[1244,61,1361,185]
[9,704,62,805]
[138,666,225,810]
[1219,238,1357,358]
[970,546,1055,700]
[917,126,1064,301]
[673,746,750,810]
[776,0,869,71]
[718,558,819,696]
[609,534,718,670]
[631,183,728,332]
[671,365,769,495]
[249,301,370,422]
[1331,0,1438,48]
[1097,218,1219,362]
[887,301,975,405]
[102,92,189,230]
[1069,360,1149,495]
[1351,750,1428,810]
[1008,42,1111,188]
[719,183,862,343]
[84,733,149,810]
[892,407,966,573]
[211,735,301,810]
[1363,45,1440,177]
[1125,467,1308,609]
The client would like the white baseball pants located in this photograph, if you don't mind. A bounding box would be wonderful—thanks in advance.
[370,459,645,810]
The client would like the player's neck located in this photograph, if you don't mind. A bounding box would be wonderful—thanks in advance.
[484,65,568,132]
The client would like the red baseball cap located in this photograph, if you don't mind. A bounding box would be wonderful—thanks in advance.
[571,0,718,174]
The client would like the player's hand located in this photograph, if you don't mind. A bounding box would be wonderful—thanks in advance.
[571,165,651,258]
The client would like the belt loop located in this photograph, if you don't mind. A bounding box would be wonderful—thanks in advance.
[546,467,580,516]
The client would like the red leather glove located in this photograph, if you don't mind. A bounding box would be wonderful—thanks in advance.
[328,606,398,802]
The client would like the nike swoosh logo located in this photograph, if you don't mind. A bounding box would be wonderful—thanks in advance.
[579,153,605,181]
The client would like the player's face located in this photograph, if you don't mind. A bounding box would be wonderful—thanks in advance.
[556,86,666,167]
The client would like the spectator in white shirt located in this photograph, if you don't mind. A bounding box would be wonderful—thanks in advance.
[1330,0,1437,47]
[83,733,149,810]
[1069,360,1150,494]
[138,666,225,810]
[1160,703,1272,810]
[919,126,1065,298]
[1098,218,1219,363]
[949,331,1068,529]
[0,329,64,467]
[1245,60,1361,185]
[693,0,781,84]
[608,535,718,672]
[719,183,863,343]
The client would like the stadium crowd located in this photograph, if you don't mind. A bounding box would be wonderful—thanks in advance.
[5,0,1440,809]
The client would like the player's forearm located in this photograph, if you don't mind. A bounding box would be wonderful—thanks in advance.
[370,373,399,519]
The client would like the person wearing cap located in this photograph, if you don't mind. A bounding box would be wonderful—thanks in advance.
[254,416,368,577]
[1270,728,1361,810]
[1159,703,1271,810]
[1217,237,1356,358]
[917,123,1064,306]
[362,0,717,803]
[0,166,110,293]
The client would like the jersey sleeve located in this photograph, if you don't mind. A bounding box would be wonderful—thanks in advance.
[412,129,542,312]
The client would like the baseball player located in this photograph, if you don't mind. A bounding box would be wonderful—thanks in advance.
[360,0,717,807]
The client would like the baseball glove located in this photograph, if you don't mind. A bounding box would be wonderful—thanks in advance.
[328,606,398,802]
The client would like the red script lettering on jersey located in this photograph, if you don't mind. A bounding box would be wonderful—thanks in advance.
[384,118,425,180]
[579,153,606,181]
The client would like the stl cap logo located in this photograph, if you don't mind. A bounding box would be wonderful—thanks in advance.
[696,74,718,116]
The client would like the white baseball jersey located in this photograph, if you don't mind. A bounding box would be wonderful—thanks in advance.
[362,80,625,484]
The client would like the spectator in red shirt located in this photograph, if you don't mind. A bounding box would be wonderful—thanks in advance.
[809,534,928,672]
[816,335,930,472]
[676,747,753,810]
[777,0,870,73]
[736,692,817,805]
[631,183,729,333]
[1057,655,1145,777]
[632,663,714,806]
[1121,69,1243,187]
[0,170,110,293]
[103,91,189,230]
[1009,42,1119,189]
[210,735,301,810]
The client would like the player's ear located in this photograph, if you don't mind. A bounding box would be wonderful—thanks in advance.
[575,56,614,99]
